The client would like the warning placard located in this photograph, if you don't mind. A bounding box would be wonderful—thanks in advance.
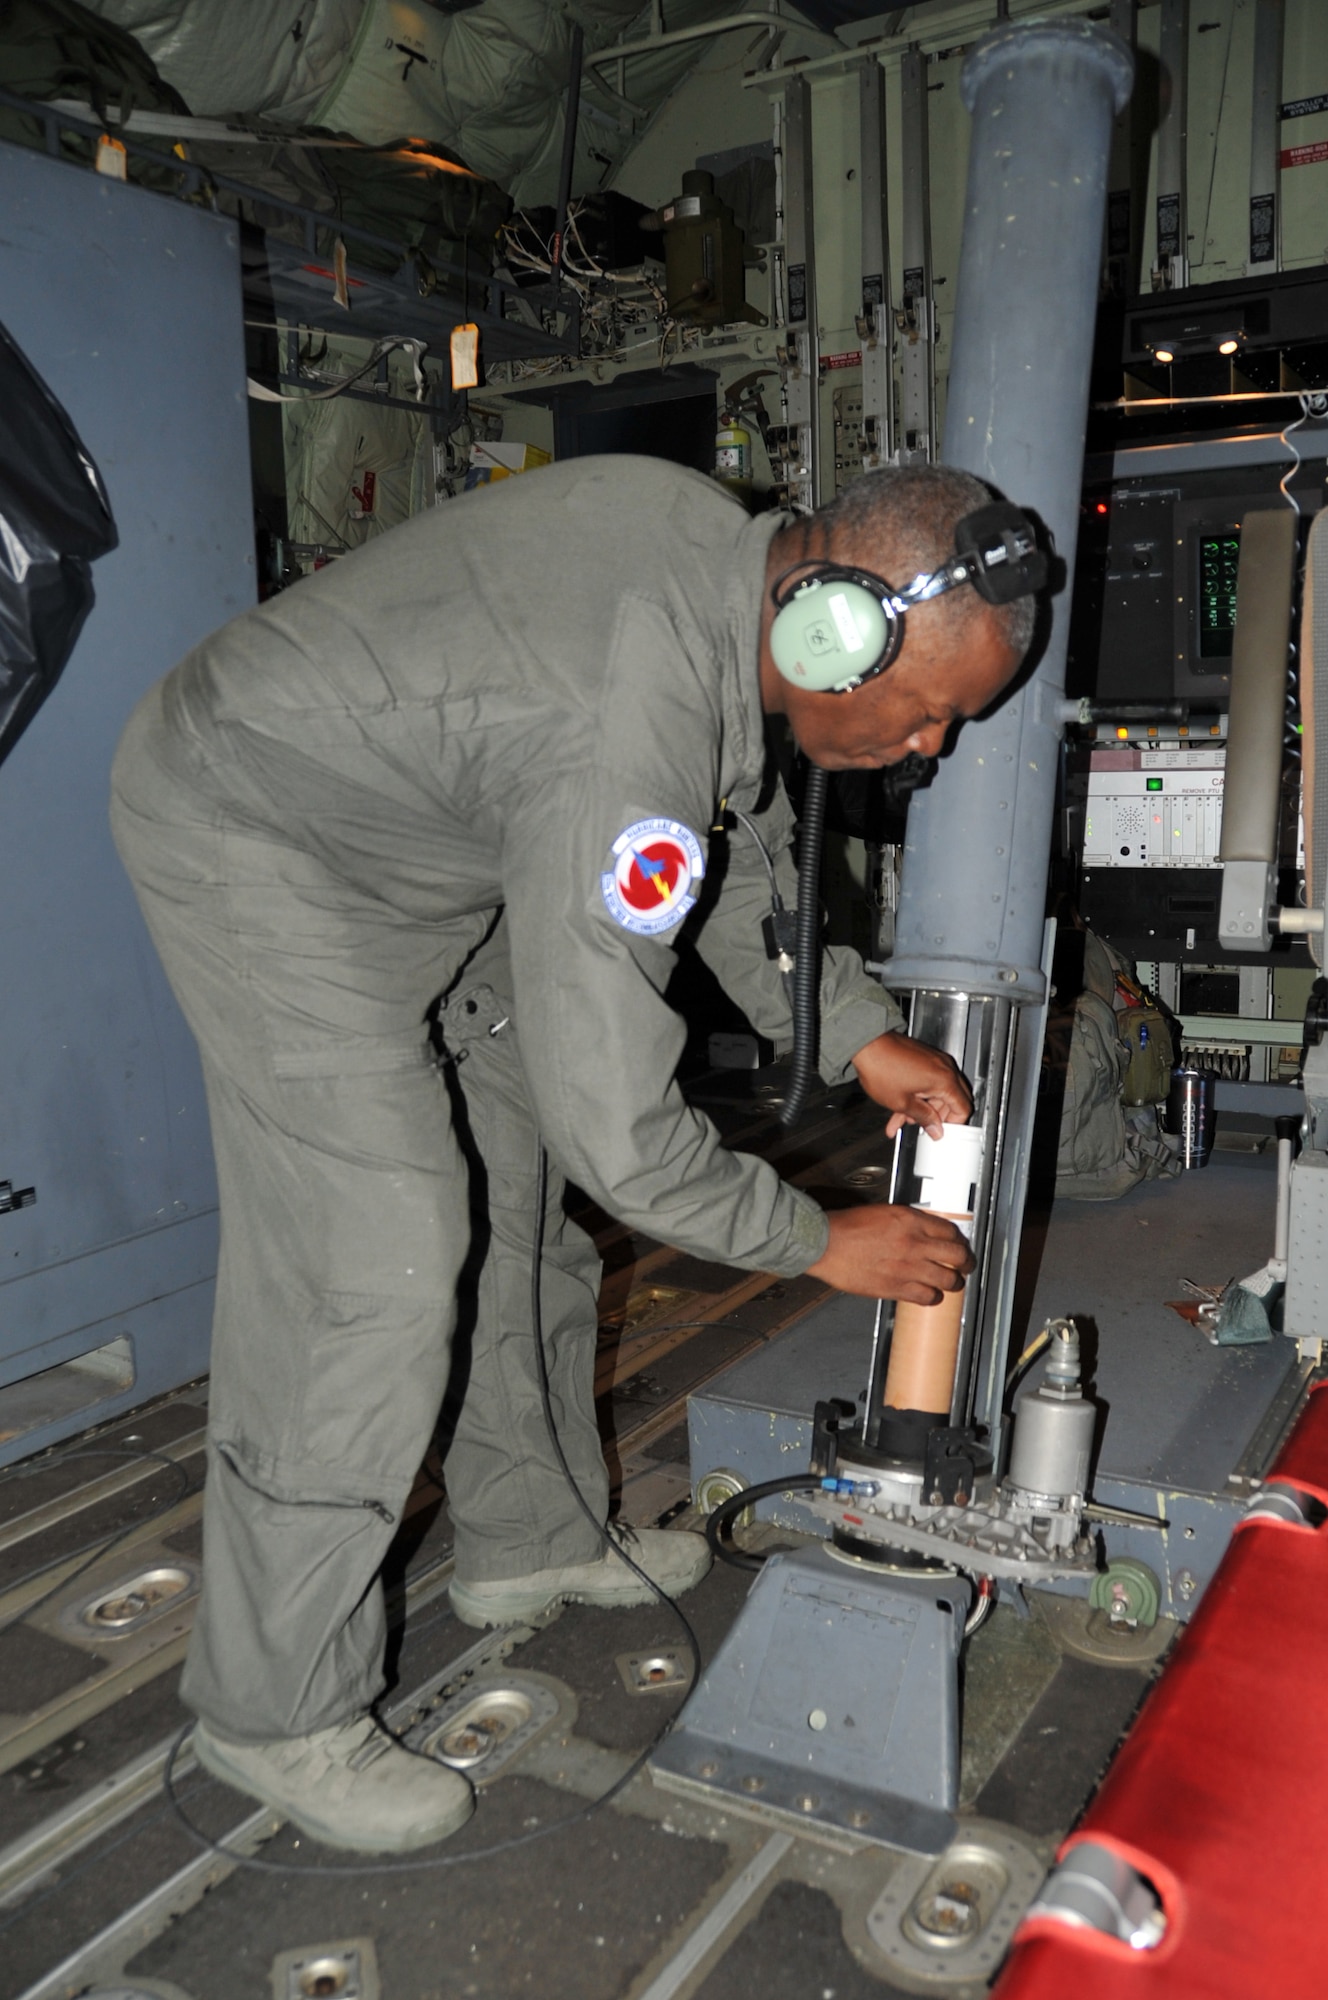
[1281,139,1328,170]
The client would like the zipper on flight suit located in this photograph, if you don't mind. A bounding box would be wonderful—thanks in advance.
[214,1442,398,1526]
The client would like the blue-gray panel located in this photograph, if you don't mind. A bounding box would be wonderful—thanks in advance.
[1020,1156,1299,1489]
[0,142,254,1460]
[0,1213,220,1384]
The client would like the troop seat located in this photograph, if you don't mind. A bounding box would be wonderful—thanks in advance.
[991,1380,1328,2000]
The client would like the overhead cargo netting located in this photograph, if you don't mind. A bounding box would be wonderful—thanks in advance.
[0,2,513,293]
[72,0,363,128]
[78,0,730,202]
[0,0,194,185]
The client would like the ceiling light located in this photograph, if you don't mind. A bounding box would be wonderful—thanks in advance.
[1153,346,1175,364]
[1218,337,1240,356]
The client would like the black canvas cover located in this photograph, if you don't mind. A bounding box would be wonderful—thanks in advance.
[0,318,117,767]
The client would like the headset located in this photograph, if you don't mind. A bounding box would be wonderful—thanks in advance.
[769,500,1047,695]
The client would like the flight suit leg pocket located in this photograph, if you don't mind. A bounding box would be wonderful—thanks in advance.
[437,982,540,1199]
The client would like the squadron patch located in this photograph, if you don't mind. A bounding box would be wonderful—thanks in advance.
[600,817,705,936]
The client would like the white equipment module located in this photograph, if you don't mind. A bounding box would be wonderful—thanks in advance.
[1077,746,1227,870]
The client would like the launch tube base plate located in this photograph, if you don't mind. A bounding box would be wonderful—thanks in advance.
[652,1545,966,1856]
[651,1740,956,1858]
[810,1492,1099,1585]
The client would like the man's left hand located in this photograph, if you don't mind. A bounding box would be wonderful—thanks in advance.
[851,1031,972,1140]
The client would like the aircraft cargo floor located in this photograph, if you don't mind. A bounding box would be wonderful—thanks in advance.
[0,1075,1308,2000]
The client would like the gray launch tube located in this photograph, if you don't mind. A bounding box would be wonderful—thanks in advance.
[888,21,1133,1002]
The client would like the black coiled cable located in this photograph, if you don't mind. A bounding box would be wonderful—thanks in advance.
[780,763,828,1129]
[704,1473,824,1571]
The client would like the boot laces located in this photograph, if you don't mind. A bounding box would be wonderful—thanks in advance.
[341,1717,395,1773]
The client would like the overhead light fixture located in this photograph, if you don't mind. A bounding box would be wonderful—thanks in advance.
[1134,302,1262,368]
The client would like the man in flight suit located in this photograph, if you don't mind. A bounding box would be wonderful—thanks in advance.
[111,456,1033,1852]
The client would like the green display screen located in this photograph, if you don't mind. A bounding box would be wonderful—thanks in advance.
[1146,777,1163,791]
[1197,530,1240,659]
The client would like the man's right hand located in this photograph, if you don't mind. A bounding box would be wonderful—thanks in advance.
[806,1205,974,1304]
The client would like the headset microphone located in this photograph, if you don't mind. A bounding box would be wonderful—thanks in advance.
[879,749,935,811]
[769,498,1046,696]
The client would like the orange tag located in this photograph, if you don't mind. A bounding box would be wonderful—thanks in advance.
[95,134,127,180]
[450,322,479,390]
[332,237,350,311]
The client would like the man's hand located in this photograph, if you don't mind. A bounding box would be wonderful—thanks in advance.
[851,1030,972,1140]
[807,1205,974,1304]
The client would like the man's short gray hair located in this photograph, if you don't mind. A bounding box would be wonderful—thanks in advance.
[819,464,1038,659]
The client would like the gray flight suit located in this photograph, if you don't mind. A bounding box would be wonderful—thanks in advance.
[110,456,903,1742]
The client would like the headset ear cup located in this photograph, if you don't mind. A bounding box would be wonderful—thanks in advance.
[769,576,899,692]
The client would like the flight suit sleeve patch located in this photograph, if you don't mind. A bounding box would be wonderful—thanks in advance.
[600,816,705,936]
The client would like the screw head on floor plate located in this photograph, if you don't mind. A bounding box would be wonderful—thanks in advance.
[914,1883,982,1940]
[269,1939,378,2000]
